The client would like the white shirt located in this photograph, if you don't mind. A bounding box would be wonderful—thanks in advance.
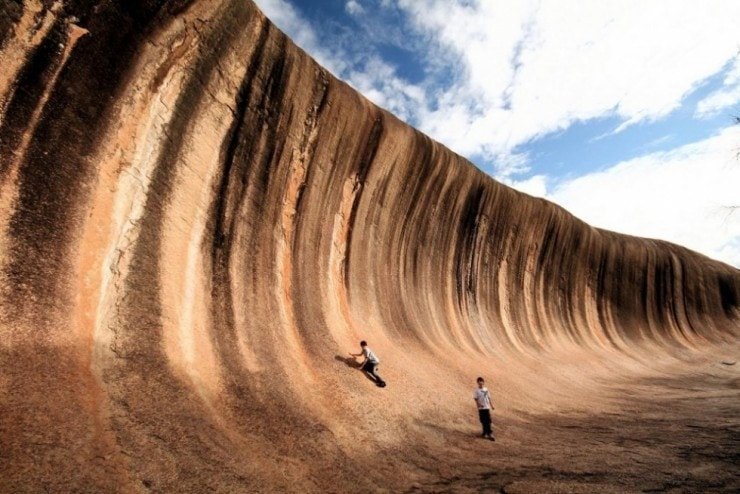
[362,347,379,364]
[473,387,492,410]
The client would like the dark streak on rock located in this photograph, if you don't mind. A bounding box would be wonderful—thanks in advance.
[457,182,486,304]
[211,19,270,258]
[0,16,66,181]
[1,0,193,326]
[291,69,330,237]
[343,113,383,288]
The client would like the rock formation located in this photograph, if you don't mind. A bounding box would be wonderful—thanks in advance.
[1,0,738,491]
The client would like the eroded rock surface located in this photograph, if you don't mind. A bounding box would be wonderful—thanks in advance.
[1,1,738,492]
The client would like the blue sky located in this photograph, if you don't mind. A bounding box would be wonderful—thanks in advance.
[255,0,740,266]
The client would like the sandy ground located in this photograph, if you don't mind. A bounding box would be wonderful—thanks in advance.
[394,361,739,493]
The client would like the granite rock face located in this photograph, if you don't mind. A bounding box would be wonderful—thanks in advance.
[1,1,738,491]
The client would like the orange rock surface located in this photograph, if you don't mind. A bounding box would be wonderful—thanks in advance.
[1,1,738,492]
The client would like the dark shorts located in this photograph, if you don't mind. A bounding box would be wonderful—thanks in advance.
[362,361,378,373]
[478,409,492,435]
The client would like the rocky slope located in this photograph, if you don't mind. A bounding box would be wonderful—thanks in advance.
[1,0,738,492]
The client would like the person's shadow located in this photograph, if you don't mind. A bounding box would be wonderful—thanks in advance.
[335,355,379,384]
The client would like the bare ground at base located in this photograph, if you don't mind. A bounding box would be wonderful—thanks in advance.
[398,365,739,493]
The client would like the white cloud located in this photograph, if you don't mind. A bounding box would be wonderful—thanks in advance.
[345,1,365,16]
[696,87,740,120]
[696,55,740,119]
[548,127,740,267]
[392,0,740,172]
[346,62,426,122]
[505,174,548,198]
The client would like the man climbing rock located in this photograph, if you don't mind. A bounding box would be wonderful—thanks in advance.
[350,341,386,387]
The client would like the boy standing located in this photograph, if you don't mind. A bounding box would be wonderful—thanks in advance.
[473,377,494,440]
[350,341,386,387]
